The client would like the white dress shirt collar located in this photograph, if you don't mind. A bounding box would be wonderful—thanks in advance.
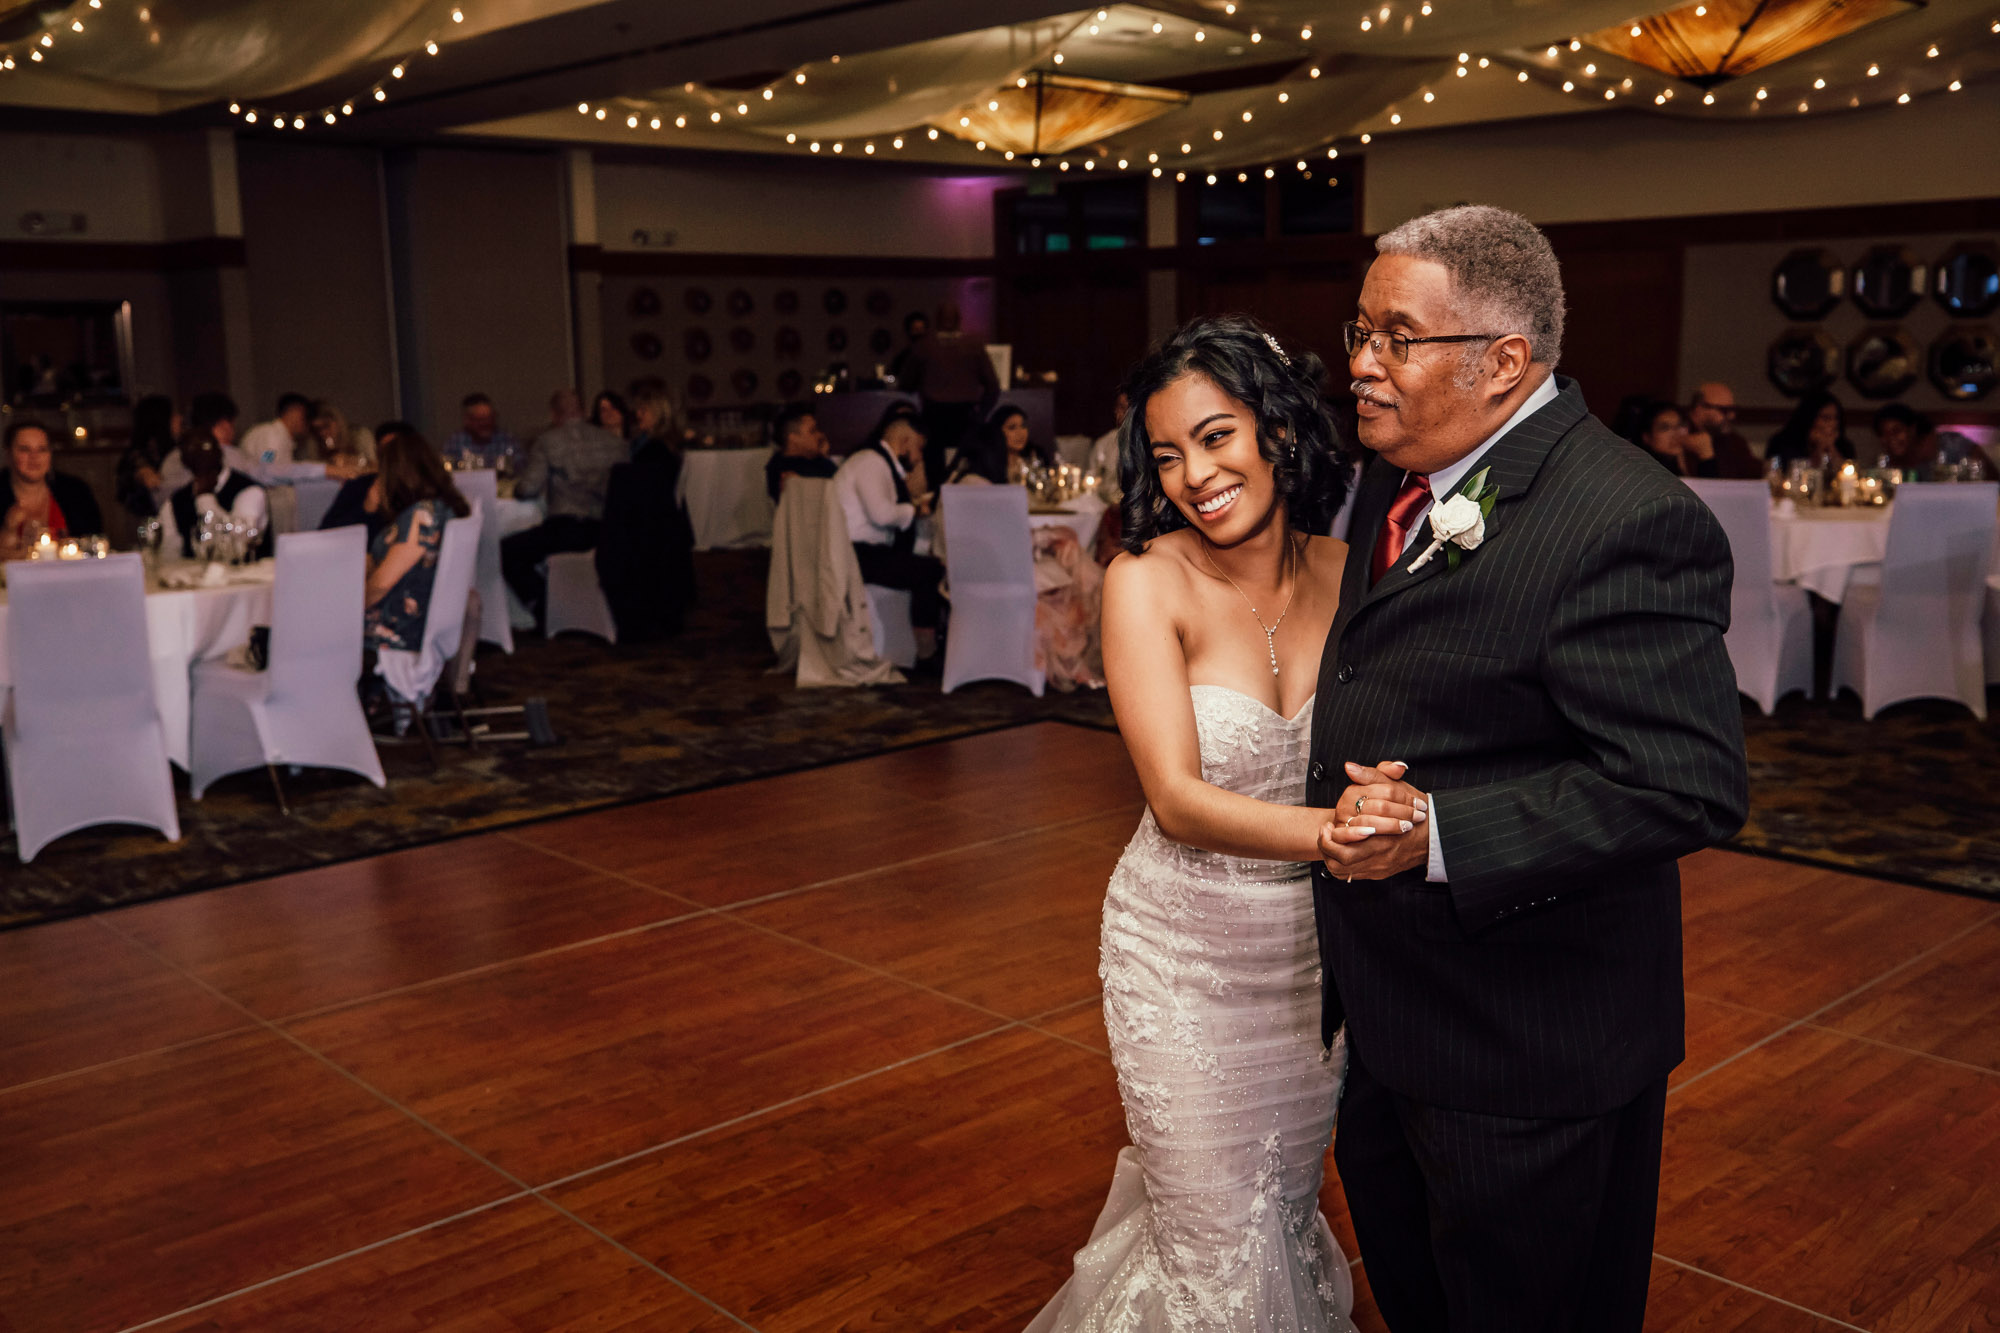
[1423,371,1560,499]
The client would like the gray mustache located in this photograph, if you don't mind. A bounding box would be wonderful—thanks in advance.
[1350,380,1393,405]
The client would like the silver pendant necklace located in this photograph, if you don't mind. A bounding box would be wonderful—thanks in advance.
[1202,536,1300,677]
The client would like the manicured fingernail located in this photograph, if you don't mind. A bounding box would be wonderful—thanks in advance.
[1415,810,1428,822]
[1389,760,1408,768]
[1354,826,1375,837]
[1399,820,1413,833]
[1345,762,1364,774]
[1414,798,1428,812]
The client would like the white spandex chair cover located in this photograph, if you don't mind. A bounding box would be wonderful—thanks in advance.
[1684,479,1814,714]
[1832,484,1997,720]
[188,526,385,802]
[451,469,514,652]
[1986,574,2000,686]
[544,550,617,643]
[3,555,181,861]
[940,485,1044,697]
[379,512,481,705]
[865,584,918,668]
[291,476,344,533]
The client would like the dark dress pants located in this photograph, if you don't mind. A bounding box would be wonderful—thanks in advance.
[1333,1040,1667,1333]
[921,401,979,485]
[501,515,602,626]
[852,541,944,630]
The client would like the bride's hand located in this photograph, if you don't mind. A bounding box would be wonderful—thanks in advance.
[1332,761,1428,833]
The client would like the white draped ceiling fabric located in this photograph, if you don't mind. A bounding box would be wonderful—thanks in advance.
[3,0,1995,169]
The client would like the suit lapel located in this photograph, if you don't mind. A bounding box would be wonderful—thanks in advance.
[1348,376,1591,618]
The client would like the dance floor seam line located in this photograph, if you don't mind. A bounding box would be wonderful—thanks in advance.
[1649,1252,1873,1332]
[1667,905,2000,1100]
[1796,1020,2000,1080]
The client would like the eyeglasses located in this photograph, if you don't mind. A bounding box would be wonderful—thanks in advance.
[1693,399,1738,420]
[1343,321,1498,366]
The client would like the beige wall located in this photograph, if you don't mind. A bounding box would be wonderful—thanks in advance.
[1363,82,2000,233]
[384,146,573,440]
[237,140,399,428]
[0,131,166,242]
[594,159,1008,258]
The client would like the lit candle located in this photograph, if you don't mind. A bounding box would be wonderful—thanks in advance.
[1837,462,1857,506]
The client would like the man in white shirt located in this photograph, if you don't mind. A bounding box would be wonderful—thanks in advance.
[832,404,943,662]
[238,392,312,473]
[158,435,269,560]
[1087,391,1129,501]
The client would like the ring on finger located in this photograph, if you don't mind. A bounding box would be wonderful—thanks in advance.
[1354,796,1365,814]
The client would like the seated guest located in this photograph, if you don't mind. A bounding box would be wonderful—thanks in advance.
[598,388,697,642]
[240,392,312,471]
[444,392,522,470]
[116,394,179,518]
[1087,391,1129,500]
[1,419,104,558]
[1766,389,1855,471]
[764,402,837,501]
[834,403,942,663]
[591,390,633,440]
[1685,381,1764,479]
[158,434,269,559]
[1871,403,1937,471]
[309,401,376,479]
[365,429,471,667]
[319,420,416,539]
[158,391,248,499]
[1933,430,1999,480]
[949,402,1053,484]
[501,393,629,629]
[1629,401,1719,478]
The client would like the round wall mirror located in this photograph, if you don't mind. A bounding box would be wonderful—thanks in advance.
[1929,325,1997,401]
[1845,326,1920,399]
[1934,242,2000,318]
[1767,327,1840,397]
[1851,245,1927,319]
[1771,248,1843,320]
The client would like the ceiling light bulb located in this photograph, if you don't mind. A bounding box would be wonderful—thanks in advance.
[928,127,939,138]
[865,142,874,153]
[1032,156,1041,166]
[1251,31,1262,43]
[1118,158,1127,168]
[1181,142,1191,152]
[1152,21,1162,32]
[1458,52,1469,62]
[1814,77,1825,89]
[1949,79,1962,91]
[1089,24,1099,34]
[1148,152,1159,162]
[737,103,748,113]
[1224,1,1234,10]
[70,19,81,30]
[40,33,52,44]
[377,88,389,101]
[324,112,336,123]
[1152,166,1162,176]
[762,88,773,99]
[1310,67,1321,77]
[1360,18,1371,30]
[1176,171,1186,181]
[1390,112,1401,123]
[1263,167,1274,178]
[1897,91,1910,103]
[1621,77,1632,88]
[1927,45,1938,58]
[833,142,843,152]
[626,114,638,127]
[1301,26,1312,39]
[1478,57,1489,67]
[1097,7,1107,16]
[342,102,353,114]
[1061,161,1071,170]
[1213,128,1224,139]
[1194,29,1204,41]
[959,116,970,127]
[392,64,404,77]
[1278,92,1289,102]
[675,116,686,127]
[292,116,303,128]
[1237,172,1247,182]
[1455,66,1466,76]
[1584,63,1595,74]
[1017,77,1028,87]
[1654,93,1665,104]
[1630,24,1641,36]
[1755,87,1767,99]
[1694,4,1705,13]
[244,110,256,122]
[1053,51,1064,62]
[893,136,903,147]
[578,101,589,113]
[230,101,241,113]
[711,110,721,122]
[1517,70,1528,81]
[809,141,820,151]
[1569,39,1581,51]
[795,72,806,83]
[1242,110,1253,121]
[1423,90,1435,101]
[451,7,463,20]
[1326,146,1338,158]
[787,132,796,142]
[1797,100,1808,112]
[425,40,438,55]
[977,140,987,149]
[1205,173,1217,184]
[1867,64,1879,76]
[1083,157,1093,167]
[988,100,998,110]
[1562,80,1574,92]
[1359,133,1370,143]
[1702,92,1715,104]
[1546,45,1558,57]
[1604,88,1615,99]
[1421,2,1432,12]
[1296,159,1307,169]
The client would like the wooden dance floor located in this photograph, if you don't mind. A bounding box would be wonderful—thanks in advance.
[5,722,1997,1332]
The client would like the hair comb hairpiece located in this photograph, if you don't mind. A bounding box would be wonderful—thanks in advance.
[1261,332,1292,368]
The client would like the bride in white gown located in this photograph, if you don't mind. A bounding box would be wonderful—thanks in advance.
[1028,317,1421,1333]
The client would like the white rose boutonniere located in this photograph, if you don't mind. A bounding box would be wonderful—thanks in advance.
[1405,467,1497,572]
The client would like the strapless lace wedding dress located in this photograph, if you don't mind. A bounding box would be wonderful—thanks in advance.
[1028,686,1355,1333]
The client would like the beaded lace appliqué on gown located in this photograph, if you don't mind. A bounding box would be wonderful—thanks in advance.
[1027,686,1355,1333]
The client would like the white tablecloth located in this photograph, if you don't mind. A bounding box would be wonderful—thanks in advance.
[0,562,274,769]
[1771,507,1891,603]
[1027,493,1108,549]
[678,447,776,550]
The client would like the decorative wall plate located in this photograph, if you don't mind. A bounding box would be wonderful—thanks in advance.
[865,288,893,317]
[683,329,712,362]
[1934,242,2000,319]
[776,368,804,398]
[826,326,848,353]
[729,326,756,354]
[1771,248,1844,320]
[731,368,760,399]
[869,327,894,355]
[774,289,800,315]
[1844,325,1920,399]
[686,373,714,402]
[630,331,663,361]
[775,326,803,359]
[726,288,755,317]
[1929,325,1997,401]
[1767,326,1840,396]
[1851,245,1927,319]
[683,287,713,315]
[823,288,848,315]
[627,287,661,318]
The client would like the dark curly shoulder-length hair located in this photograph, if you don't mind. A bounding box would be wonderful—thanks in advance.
[1118,314,1350,555]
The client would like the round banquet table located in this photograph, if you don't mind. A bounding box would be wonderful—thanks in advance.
[0,561,274,770]
[678,446,777,550]
[1027,493,1108,549]
[1770,505,1891,603]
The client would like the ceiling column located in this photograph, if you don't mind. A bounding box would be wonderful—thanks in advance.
[564,148,604,399]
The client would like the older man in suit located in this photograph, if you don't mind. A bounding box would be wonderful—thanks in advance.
[1309,206,1748,1331]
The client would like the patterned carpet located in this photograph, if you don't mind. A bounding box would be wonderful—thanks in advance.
[4,551,1994,927]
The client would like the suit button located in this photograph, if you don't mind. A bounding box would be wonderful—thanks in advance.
[1336,664,1356,685]
[1310,762,1326,782]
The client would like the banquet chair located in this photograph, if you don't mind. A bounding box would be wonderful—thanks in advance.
[544,550,617,644]
[1832,483,1997,720]
[188,526,385,813]
[1986,575,2000,686]
[765,477,902,686]
[377,512,482,767]
[939,485,1044,697]
[291,477,344,533]
[864,585,918,668]
[1683,479,1814,714]
[3,555,181,861]
[451,468,514,652]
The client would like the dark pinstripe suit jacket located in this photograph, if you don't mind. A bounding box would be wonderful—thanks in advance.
[1308,376,1749,1118]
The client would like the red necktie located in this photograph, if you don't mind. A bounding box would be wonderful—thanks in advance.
[1370,473,1432,584]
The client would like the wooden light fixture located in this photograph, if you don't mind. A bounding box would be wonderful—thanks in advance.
[1586,0,1921,87]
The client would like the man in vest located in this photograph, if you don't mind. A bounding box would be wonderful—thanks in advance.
[832,402,942,664]
[159,434,270,561]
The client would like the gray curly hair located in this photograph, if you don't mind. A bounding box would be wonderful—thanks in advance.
[1375,205,1565,367]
